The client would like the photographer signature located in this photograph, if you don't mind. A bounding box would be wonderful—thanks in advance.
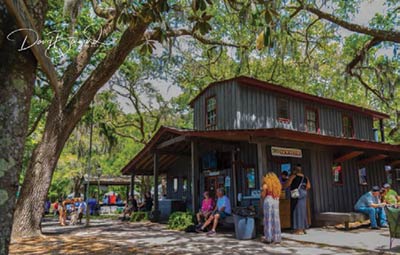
[6,25,106,59]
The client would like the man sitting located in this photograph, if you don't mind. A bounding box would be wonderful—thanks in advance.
[196,188,231,236]
[122,195,138,221]
[382,183,400,206]
[354,186,388,229]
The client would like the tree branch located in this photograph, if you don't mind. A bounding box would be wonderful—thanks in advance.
[301,4,400,43]
[90,0,116,19]
[352,72,390,106]
[346,37,382,74]
[65,15,152,124]
[146,28,248,49]
[26,106,49,137]
[60,19,117,106]
[113,130,146,144]
[305,18,321,62]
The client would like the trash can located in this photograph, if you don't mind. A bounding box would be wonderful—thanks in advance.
[233,207,256,240]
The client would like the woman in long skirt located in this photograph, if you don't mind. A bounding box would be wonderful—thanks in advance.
[284,164,311,235]
[261,172,282,243]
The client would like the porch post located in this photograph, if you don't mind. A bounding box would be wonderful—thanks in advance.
[130,172,135,197]
[153,152,159,214]
[191,140,199,212]
[232,150,238,207]
[379,119,385,142]
[151,152,160,222]
[256,143,267,186]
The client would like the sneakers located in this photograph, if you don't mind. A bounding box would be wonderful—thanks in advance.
[206,230,216,236]
[380,224,389,228]
[195,226,204,233]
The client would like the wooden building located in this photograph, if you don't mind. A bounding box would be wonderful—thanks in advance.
[121,76,400,225]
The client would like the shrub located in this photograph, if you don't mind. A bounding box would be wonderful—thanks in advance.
[167,211,194,231]
[130,211,149,222]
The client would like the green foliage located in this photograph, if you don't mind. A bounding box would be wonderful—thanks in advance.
[130,211,149,222]
[24,0,400,203]
[167,211,194,231]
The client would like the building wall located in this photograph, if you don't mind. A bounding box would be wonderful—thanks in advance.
[310,149,391,214]
[193,80,240,130]
[192,81,375,141]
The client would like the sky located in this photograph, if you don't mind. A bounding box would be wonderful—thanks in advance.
[117,0,391,113]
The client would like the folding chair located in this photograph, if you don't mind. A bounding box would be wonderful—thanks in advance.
[384,206,400,249]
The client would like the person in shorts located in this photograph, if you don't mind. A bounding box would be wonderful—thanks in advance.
[196,191,214,226]
[196,188,231,236]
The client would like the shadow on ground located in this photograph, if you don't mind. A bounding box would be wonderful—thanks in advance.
[10,219,380,255]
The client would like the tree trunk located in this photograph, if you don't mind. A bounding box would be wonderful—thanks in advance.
[12,14,151,238]
[0,2,37,253]
[12,102,69,238]
[72,175,83,197]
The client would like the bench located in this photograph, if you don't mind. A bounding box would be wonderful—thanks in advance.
[219,215,235,228]
[315,212,368,230]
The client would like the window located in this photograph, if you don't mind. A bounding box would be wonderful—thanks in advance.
[206,96,217,127]
[385,165,393,185]
[173,177,178,193]
[245,167,256,189]
[305,107,319,133]
[332,163,343,185]
[358,167,367,185]
[182,178,188,193]
[277,98,289,121]
[342,115,354,138]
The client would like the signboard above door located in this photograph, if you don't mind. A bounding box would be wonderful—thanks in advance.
[271,146,302,158]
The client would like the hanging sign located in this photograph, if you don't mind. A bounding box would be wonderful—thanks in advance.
[271,146,302,158]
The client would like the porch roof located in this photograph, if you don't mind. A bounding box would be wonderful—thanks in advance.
[121,126,400,175]
[83,176,131,186]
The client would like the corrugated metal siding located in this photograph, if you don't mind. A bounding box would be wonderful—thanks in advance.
[193,81,239,130]
[192,81,375,140]
[237,85,374,140]
[310,148,389,214]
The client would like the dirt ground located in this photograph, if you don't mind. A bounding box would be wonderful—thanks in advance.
[9,218,377,255]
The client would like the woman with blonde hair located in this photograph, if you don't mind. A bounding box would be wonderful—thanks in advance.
[261,172,282,243]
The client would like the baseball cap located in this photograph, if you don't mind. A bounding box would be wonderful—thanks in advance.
[372,186,380,192]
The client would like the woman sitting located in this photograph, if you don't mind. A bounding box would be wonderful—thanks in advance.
[196,191,214,226]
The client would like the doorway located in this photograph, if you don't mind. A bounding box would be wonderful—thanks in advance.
[204,175,225,199]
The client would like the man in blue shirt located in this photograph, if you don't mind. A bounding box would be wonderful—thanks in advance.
[196,188,231,236]
[354,186,388,229]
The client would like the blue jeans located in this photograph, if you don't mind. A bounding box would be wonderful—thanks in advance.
[356,206,387,228]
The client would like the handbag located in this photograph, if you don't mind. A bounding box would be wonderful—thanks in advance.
[290,176,305,199]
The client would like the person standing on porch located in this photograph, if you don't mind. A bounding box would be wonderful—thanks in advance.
[284,164,311,235]
[354,186,388,229]
[196,188,231,236]
[261,172,282,243]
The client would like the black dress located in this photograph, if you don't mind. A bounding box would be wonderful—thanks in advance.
[290,175,308,230]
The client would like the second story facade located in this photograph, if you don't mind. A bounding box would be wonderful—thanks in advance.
[190,76,389,141]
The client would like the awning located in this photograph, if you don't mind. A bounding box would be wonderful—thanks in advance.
[121,126,400,175]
